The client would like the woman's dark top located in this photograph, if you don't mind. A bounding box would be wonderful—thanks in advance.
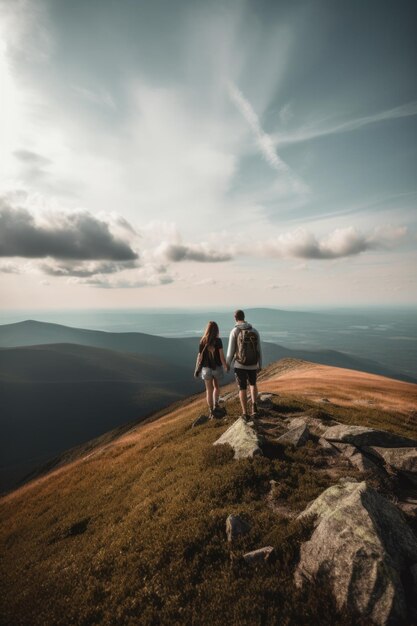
[199,337,223,368]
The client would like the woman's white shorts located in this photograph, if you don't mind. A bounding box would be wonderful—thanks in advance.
[201,366,224,381]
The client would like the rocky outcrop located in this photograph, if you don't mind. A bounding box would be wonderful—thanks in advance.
[226,514,251,543]
[213,418,263,459]
[277,424,310,447]
[365,446,417,484]
[322,424,417,448]
[330,442,382,473]
[295,480,417,625]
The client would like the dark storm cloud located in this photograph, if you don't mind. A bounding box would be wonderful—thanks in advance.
[0,200,138,261]
[163,243,232,263]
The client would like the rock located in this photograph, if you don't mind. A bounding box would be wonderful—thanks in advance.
[318,437,338,452]
[295,480,417,625]
[219,392,237,402]
[338,476,358,484]
[330,442,382,473]
[286,415,335,436]
[287,417,307,430]
[191,414,208,428]
[226,514,250,543]
[243,546,275,565]
[258,393,276,407]
[322,424,417,448]
[213,418,263,459]
[277,424,310,447]
[365,447,417,484]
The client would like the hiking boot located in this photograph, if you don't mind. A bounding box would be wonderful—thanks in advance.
[214,403,226,418]
[209,408,216,420]
[251,402,258,417]
[241,414,250,423]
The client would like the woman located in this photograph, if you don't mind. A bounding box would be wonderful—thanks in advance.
[195,321,229,418]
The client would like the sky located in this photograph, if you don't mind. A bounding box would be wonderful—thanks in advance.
[0,0,416,309]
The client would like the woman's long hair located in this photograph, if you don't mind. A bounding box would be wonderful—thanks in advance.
[200,321,219,348]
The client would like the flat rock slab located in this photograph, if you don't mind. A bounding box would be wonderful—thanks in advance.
[243,546,275,565]
[213,418,263,459]
[296,480,417,625]
[322,424,417,448]
[277,424,310,447]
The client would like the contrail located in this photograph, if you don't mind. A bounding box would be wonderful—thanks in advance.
[227,81,291,175]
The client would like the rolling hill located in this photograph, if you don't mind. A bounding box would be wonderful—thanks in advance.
[0,343,195,492]
[0,319,413,382]
[1,359,416,625]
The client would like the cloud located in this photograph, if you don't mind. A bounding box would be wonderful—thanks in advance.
[227,82,308,196]
[71,85,116,109]
[228,81,292,175]
[258,225,407,260]
[279,103,293,125]
[38,259,138,277]
[0,200,138,261]
[273,101,417,147]
[73,266,173,289]
[157,242,232,263]
[13,150,51,166]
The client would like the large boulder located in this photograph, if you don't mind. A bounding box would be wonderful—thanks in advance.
[322,424,417,448]
[213,418,263,459]
[365,446,417,484]
[295,480,417,625]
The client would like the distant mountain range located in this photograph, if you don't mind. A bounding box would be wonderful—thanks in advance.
[1,319,415,492]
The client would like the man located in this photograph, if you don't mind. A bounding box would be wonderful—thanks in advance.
[226,309,262,422]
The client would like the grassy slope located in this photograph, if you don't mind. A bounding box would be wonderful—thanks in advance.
[1,360,416,626]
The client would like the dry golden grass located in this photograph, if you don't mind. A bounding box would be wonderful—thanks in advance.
[1,359,416,626]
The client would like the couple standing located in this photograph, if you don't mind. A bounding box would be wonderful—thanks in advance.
[195,309,262,422]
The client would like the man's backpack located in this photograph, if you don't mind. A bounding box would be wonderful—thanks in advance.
[235,327,259,366]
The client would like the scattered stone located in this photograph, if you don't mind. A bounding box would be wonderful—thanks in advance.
[219,392,237,402]
[295,480,417,625]
[365,446,417,484]
[226,514,251,543]
[258,393,276,407]
[191,414,208,428]
[286,414,336,436]
[318,437,337,451]
[322,424,417,448]
[319,398,330,403]
[277,424,310,448]
[330,442,382,473]
[213,418,263,459]
[243,546,275,565]
[287,417,307,430]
